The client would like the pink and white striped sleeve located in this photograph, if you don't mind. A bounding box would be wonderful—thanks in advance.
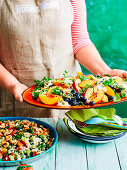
[71,0,93,54]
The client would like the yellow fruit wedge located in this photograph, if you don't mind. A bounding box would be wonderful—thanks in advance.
[102,95,109,102]
[79,80,95,88]
[115,77,125,84]
[39,94,61,105]
[77,72,84,78]
[105,86,115,97]
[83,88,94,99]
[90,89,104,104]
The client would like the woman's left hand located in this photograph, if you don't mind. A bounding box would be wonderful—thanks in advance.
[108,69,127,77]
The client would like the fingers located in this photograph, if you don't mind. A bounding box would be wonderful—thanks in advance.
[15,94,23,102]
[108,69,127,77]
[122,71,127,78]
[12,83,28,102]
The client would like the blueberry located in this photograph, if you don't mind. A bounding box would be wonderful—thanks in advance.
[75,92,80,95]
[109,85,113,89]
[115,88,122,93]
[60,90,63,93]
[70,98,79,106]
[108,96,113,101]
[75,96,80,101]
[89,101,95,106]
[84,101,89,105]
[64,98,70,103]
[74,92,81,100]
[71,89,76,94]
[80,97,87,102]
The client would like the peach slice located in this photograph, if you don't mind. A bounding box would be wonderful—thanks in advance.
[83,88,94,99]
[79,80,95,88]
[53,78,71,88]
[105,86,115,97]
[102,94,109,103]
[73,79,82,92]
[77,72,84,78]
[92,89,104,104]
[85,74,97,80]
[53,82,70,88]
[83,88,104,104]
[39,94,61,105]
[114,77,125,84]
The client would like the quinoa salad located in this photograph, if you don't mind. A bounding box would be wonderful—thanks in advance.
[0,120,54,161]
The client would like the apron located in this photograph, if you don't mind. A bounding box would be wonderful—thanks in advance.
[0,0,81,118]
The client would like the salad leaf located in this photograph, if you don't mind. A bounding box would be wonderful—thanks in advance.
[104,77,114,86]
[79,75,87,81]
[42,77,51,84]
[113,94,121,102]
[51,87,63,95]
[121,90,127,97]
[32,91,40,98]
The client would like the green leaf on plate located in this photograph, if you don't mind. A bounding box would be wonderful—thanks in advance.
[113,94,121,102]
[121,90,127,97]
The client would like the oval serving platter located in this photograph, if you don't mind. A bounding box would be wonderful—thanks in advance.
[22,85,127,110]
[0,117,58,167]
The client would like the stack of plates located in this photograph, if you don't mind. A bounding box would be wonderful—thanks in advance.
[64,118,127,144]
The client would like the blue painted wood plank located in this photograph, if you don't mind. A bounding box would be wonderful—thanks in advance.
[56,119,87,170]
[0,118,56,170]
[114,134,127,170]
[86,141,120,170]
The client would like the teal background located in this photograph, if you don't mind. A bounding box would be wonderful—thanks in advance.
[81,0,127,117]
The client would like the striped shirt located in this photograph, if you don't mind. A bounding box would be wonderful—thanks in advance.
[71,0,93,54]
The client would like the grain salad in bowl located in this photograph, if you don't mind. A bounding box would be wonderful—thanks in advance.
[0,119,55,161]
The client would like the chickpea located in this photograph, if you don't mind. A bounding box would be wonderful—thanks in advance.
[1,140,9,148]
[9,139,17,145]
[5,135,12,142]
[0,147,7,154]
[0,129,5,137]
[0,123,5,129]
[24,125,29,130]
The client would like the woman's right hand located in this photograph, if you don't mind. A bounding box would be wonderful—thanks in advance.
[10,83,28,102]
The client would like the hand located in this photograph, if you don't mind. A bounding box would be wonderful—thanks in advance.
[108,69,127,77]
[10,83,28,102]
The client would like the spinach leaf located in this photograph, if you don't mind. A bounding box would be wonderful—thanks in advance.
[113,94,121,102]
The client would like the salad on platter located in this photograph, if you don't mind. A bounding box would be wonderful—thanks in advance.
[30,71,127,107]
[0,119,54,161]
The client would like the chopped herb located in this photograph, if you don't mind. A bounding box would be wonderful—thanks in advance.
[63,70,71,78]
[96,75,102,79]
[82,84,92,91]
[78,101,86,107]
[104,74,111,77]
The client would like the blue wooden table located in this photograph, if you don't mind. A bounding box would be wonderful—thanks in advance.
[0,118,127,170]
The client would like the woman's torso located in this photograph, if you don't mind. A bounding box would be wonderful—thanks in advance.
[0,0,81,118]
